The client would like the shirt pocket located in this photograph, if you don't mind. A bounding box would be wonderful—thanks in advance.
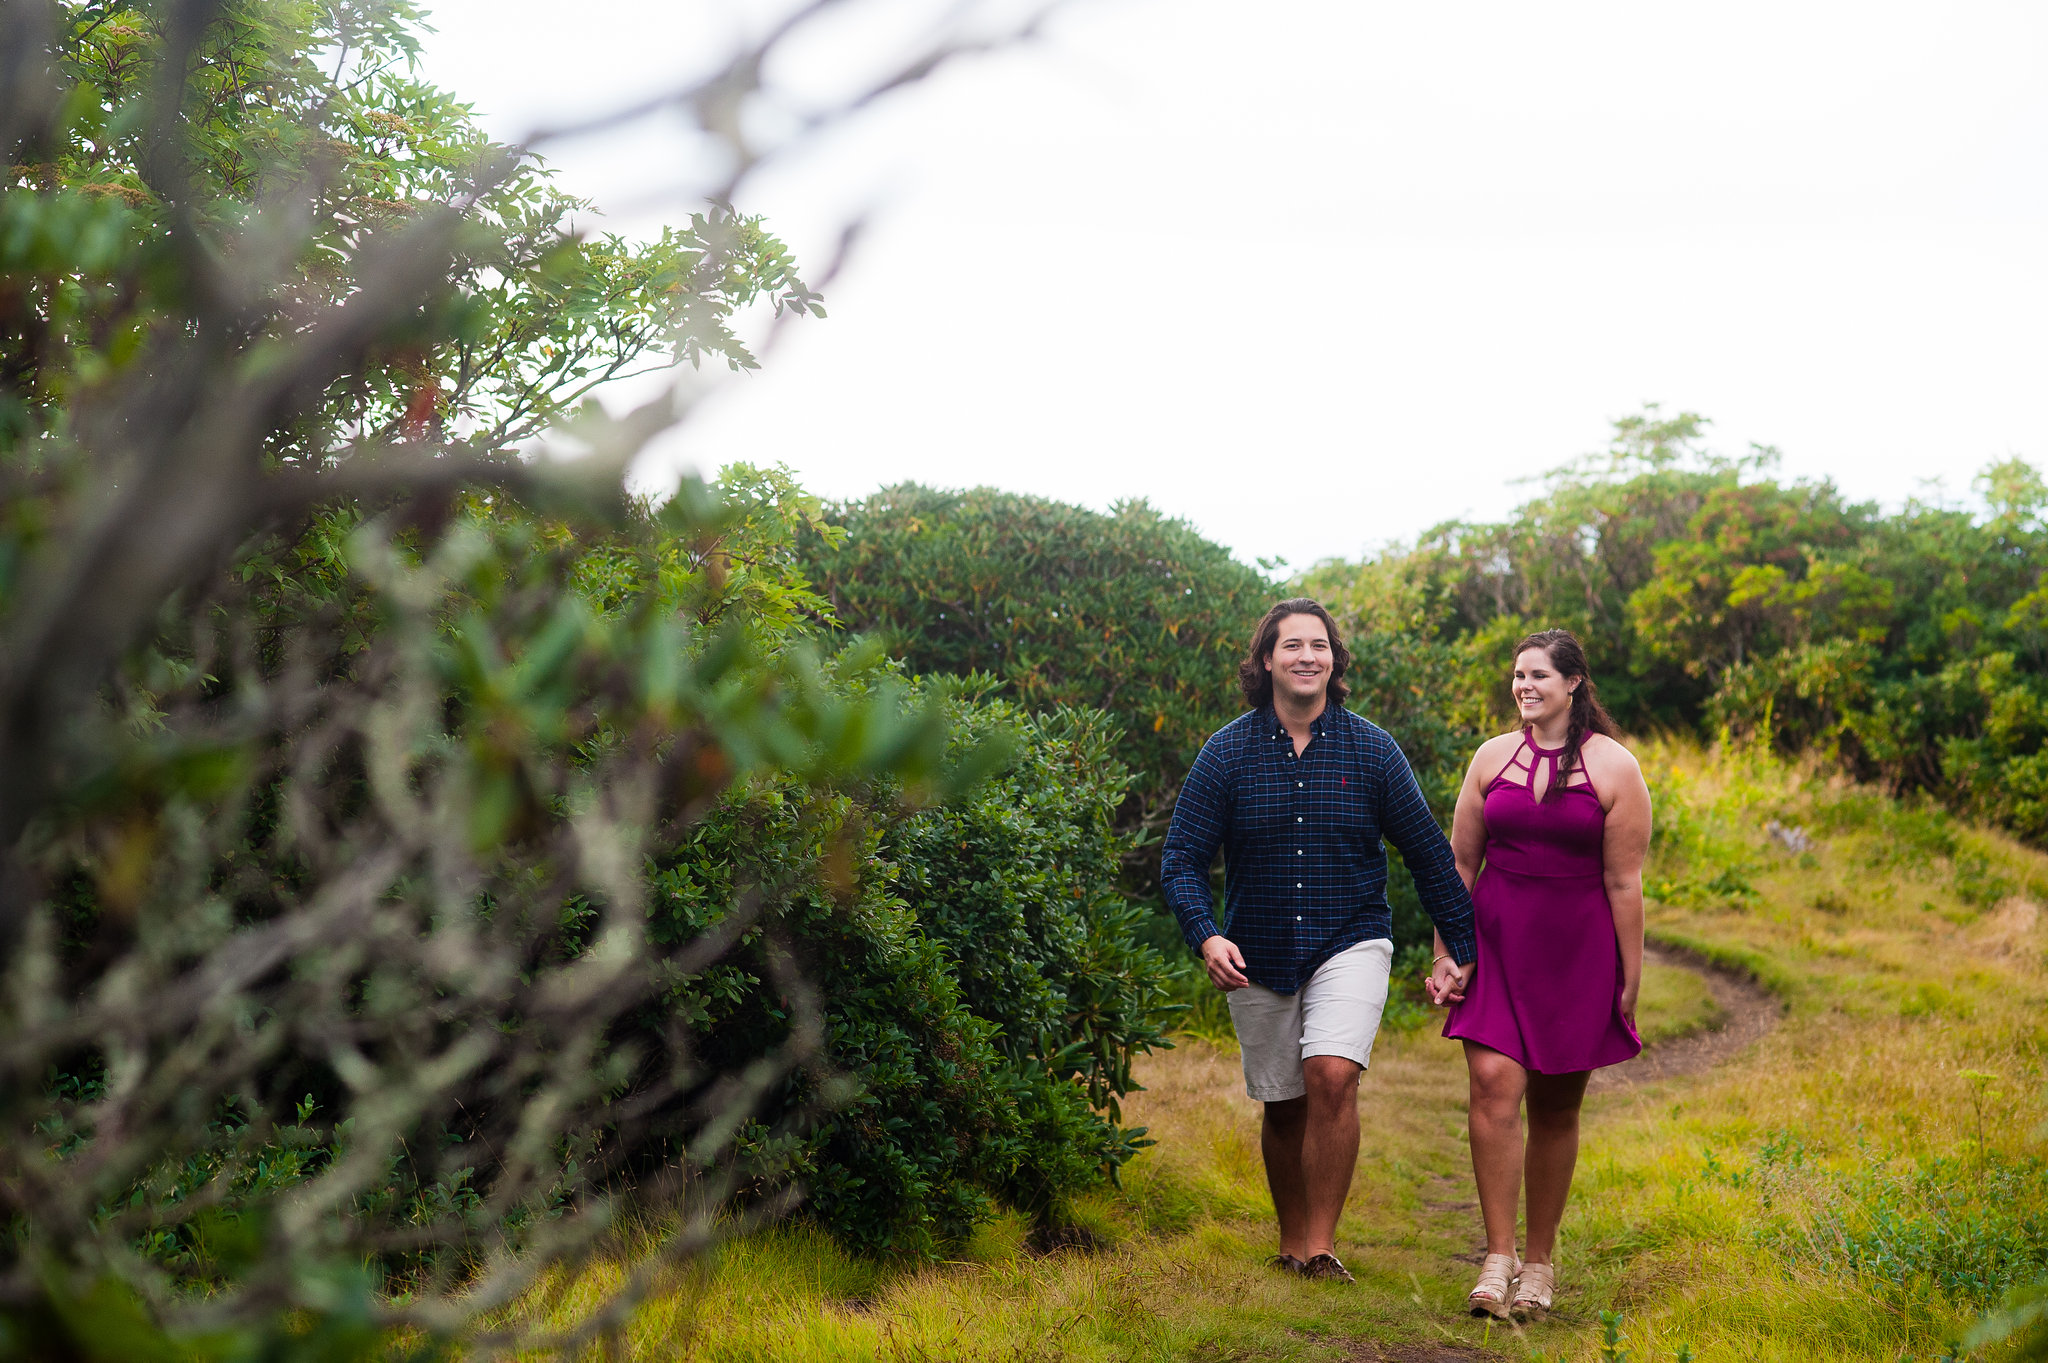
[1317,766,1375,837]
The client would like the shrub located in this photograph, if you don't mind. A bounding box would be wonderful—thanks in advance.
[638,689,1171,1256]
[799,486,1271,857]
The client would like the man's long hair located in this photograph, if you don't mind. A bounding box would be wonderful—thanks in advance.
[1513,627,1617,799]
[1239,598,1351,709]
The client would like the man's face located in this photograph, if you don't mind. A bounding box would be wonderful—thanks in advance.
[1264,613,1332,706]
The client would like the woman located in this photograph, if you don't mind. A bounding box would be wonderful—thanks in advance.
[1423,629,1651,1320]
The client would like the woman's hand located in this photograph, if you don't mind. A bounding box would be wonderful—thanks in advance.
[1425,957,1473,1006]
[1619,973,1640,1031]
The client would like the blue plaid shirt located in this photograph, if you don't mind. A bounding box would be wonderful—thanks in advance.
[1161,704,1477,994]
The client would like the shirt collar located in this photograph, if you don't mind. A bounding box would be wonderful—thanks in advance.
[1264,703,1336,740]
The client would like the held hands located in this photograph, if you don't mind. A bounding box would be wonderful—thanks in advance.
[1200,935,1250,991]
[1424,956,1474,1006]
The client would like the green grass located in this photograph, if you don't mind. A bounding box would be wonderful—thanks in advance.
[1634,960,1725,1045]
[505,741,2048,1361]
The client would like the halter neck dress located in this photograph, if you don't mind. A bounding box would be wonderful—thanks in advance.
[1441,731,1642,1074]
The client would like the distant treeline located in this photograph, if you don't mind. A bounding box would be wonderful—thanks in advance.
[1300,409,2047,847]
[804,409,2048,865]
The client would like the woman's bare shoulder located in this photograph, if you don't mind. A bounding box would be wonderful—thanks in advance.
[1466,730,1525,785]
[1581,733,1644,783]
[1470,730,1525,762]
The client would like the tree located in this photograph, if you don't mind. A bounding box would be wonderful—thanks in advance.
[1299,406,2048,849]
[1627,480,1881,680]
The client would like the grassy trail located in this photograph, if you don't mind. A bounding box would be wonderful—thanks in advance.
[522,745,2048,1361]
[1586,943,1772,1092]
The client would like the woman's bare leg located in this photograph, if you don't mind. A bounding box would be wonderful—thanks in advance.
[1463,1041,1528,1256]
[1521,1069,1590,1264]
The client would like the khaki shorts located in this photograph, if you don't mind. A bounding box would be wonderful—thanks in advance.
[1227,938,1394,1102]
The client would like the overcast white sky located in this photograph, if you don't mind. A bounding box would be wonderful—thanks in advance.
[420,1,2048,570]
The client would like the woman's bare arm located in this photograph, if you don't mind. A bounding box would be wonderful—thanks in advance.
[1452,734,1516,891]
[1591,736,1652,1024]
[1430,735,1514,1005]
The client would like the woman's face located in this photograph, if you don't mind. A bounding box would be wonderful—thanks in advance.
[1512,647,1579,726]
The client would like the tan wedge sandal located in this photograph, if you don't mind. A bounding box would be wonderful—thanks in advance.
[1511,1260,1555,1318]
[1467,1251,1520,1319]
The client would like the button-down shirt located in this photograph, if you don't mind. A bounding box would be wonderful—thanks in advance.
[1160,703,1477,994]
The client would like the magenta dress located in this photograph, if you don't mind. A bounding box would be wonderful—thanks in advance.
[1442,732,1642,1074]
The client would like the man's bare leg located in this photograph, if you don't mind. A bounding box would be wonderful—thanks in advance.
[1261,1055,1363,1260]
[1298,1055,1362,1257]
[1261,1095,1309,1259]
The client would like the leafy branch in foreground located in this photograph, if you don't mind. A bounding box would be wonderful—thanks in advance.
[6,488,971,1358]
[0,0,1043,1356]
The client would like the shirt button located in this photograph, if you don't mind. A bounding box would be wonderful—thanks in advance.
[1297,817,1303,823]
[1296,882,1302,889]
[1297,782,1303,788]
[1296,915,1302,922]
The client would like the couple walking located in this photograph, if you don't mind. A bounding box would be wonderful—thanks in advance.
[1161,598,1651,1317]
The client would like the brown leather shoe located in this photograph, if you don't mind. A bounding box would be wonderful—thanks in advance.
[1301,1253,1355,1284]
[1267,1253,1306,1275]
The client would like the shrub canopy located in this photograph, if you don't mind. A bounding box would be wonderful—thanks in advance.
[801,486,1273,855]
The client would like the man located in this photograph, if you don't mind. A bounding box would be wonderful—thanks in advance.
[1161,597,1478,1283]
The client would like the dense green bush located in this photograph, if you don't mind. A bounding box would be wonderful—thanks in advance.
[799,485,1271,852]
[640,690,1170,1256]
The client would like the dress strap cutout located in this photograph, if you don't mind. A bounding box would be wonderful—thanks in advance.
[1496,729,1597,802]
[1573,761,1599,803]
[1489,734,1541,795]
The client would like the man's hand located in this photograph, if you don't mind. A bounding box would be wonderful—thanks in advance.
[1425,957,1473,1006]
[1200,935,1250,991]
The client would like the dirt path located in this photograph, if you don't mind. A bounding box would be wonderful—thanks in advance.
[1586,941,1780,1093]
[1108,947,1782,1362]
[1342,1344,1494,1362]
[1350,947,1784,1359]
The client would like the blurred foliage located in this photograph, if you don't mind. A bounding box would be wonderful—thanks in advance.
[0,0,1148,1357]
[3,454,993,1361]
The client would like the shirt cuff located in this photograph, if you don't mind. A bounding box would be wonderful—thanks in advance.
[1181,917,1220,953]
[1443,931,1477,967]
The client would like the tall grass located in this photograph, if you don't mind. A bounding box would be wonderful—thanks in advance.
[1559,741,2048,1361]
[504,741,2048,1361]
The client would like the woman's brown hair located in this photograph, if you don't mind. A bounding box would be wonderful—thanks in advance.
[1513,628,1616,799]
[1239,598,1351,709]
